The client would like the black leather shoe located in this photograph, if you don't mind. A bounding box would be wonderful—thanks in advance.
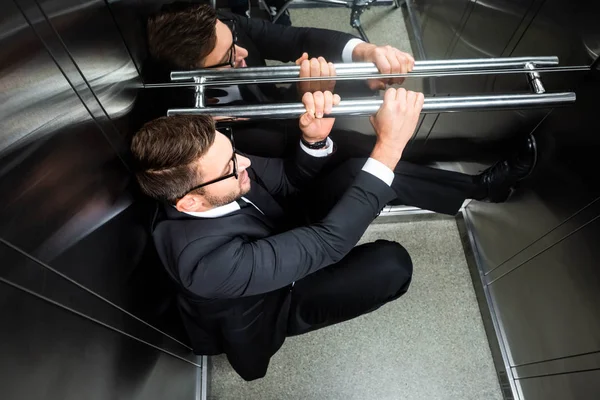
[476,133,538,202]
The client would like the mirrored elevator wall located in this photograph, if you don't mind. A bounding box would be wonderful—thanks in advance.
[0,1,199,399]
[404,1,600,399]
[2,0,599,399]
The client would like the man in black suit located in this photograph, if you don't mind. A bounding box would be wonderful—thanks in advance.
[146,3,413,156]
[147,3,412,90]
[131,88,536,380]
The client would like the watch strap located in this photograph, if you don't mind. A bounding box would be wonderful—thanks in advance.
[301,137,328,149]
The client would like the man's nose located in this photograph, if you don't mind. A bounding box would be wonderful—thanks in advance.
[235,45,248,61]
[236,154,251,171]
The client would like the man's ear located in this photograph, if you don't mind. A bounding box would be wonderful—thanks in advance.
[175,194,205,213]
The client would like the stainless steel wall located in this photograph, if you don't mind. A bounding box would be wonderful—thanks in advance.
[0,0,198,398]
[463,63,600,400]
[403,1,600,399]
[403,0,599,162]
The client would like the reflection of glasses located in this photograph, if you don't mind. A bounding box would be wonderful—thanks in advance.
[181,127,238,196]
[205,19,237,69]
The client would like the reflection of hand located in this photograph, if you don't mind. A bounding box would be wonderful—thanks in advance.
[299,91,341,142]
[369,88,424,170]
[352,43,415,90]
[295,53,337,95]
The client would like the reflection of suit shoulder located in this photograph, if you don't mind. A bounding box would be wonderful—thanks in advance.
[204,86,243,105]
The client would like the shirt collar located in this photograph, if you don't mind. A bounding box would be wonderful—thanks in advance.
[180,201,239,218]
[178,196,259,218]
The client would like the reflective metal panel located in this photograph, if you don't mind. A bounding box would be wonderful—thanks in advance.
[414,0,472,59]
[0,2,131,253]
[504,0,600,66]
[33,0,141,135]
[513,351,600,379]
[104,0,148,75]
[515,370,600,400]
[488,213,600,366]
[451,1,534,59]
[0,0,188,346]
[435,0,535,95]
[0,230,192,355]
[464,68,599,273]
[0,281,197,400]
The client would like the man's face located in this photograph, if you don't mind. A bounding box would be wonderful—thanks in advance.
[178,131,252,212]
[201,20,249,68]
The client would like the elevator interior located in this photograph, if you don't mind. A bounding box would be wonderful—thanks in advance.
[1,1,599,399]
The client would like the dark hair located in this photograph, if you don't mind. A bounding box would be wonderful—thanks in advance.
[131,115,216,203]
[147,4,218,69]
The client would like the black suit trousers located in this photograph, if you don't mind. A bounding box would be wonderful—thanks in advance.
[302,157,479,219]
[285,157,479,336]
[287,239,412,335]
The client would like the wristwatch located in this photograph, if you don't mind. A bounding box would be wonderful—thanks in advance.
[301,136,328,150]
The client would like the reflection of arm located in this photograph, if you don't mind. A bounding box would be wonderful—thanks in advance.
[229,12,358,62]
[185,171,396,298]
[247,139,333,197]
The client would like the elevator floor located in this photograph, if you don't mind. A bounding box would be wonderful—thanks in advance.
[208,219,502,400]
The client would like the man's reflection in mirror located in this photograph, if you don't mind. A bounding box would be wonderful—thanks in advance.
[145,3,415,162]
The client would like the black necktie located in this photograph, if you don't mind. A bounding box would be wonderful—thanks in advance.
[243,187,285,223]
[236,198,250,209]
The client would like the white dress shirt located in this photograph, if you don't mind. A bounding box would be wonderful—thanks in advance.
[341,38,365,63]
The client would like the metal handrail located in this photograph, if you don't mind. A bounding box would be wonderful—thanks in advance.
[170,56,559,82]
[168,92,576,119]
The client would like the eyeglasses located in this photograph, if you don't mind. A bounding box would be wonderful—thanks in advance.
[204,19,237,69]
[181,127,238,197]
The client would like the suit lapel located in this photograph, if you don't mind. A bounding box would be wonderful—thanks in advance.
[244,180,285,223]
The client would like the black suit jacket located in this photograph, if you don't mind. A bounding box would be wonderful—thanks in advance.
[153,146,396,380]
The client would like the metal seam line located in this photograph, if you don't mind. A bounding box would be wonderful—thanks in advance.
[485,213,600,286]
[31,0,132,173]
[13,0,132,173]
[0,276,201,367]
[0,238,192,350]
[512,349,600,369]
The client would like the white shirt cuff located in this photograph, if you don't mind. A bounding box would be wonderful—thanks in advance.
[299,137,334,157]
[362,158,394,186]
[342,38,365,63]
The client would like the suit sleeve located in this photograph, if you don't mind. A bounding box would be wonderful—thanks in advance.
[247,143,331,197]
[229,12,359,63]
[185,171,397,298]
